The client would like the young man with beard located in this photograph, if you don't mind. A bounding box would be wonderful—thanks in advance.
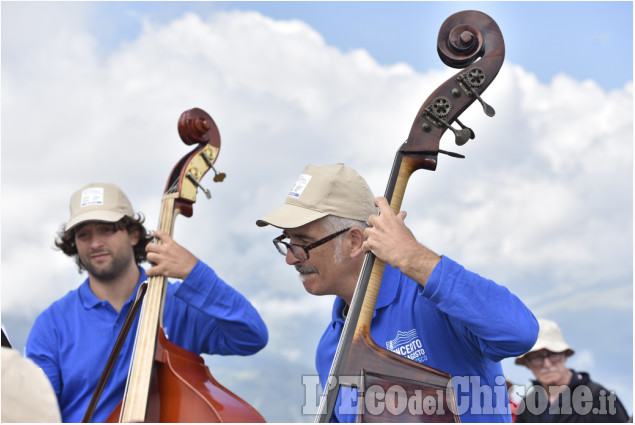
[257,163,539,422]
[514,319,629,422]
[25,183,268,422]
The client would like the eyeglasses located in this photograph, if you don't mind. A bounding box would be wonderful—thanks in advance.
[524,352,565,367]
[273,228,351,260]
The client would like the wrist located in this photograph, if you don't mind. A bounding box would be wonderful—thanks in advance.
[398,243,441,287]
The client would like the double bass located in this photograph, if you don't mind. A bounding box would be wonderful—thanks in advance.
[315,10,505,422]
[84,108,265,422]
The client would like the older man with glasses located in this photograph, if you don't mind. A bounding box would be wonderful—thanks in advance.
[514,318,629,422]
[257,163,539,423]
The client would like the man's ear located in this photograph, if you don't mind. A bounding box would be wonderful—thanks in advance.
[347,227,365,258]
[128,228,140,247]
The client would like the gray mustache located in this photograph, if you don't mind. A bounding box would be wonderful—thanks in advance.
[295,265,318,274]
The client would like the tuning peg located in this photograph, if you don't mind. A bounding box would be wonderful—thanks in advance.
[455,118,475,140]
[436,116,472,146]
[201,151,227,182]
[458,72,496,117]
[472,90,495,117]
[187,173,212,199]
[210,164,226,182]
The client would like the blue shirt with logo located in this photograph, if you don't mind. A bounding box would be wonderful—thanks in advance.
[316,255,538,423]
[25,261,268,422]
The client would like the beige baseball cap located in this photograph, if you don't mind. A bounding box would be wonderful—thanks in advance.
[515,318,575,364]
[64,183,134,231]
[256,163,377,229]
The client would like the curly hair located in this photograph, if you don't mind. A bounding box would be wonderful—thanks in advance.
[55,214,153,272]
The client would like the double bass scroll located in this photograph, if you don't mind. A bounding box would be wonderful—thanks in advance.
[315,10,504,423]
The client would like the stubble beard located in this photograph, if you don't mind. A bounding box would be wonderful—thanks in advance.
[81,250,135,283]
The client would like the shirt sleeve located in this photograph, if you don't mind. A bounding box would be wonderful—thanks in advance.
[420,255,538,361]
[24,310,62,399]
[167,260,268,356]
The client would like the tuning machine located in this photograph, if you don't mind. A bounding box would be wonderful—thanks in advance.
[187,173,212,199]
[201,150,226,182]
[422,97,474,146]
[457,67,496,117]
[438,116,472,146]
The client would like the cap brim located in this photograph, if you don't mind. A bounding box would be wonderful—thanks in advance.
[256,203,327,229]
[65,211,126,231]
[515,347,575,365]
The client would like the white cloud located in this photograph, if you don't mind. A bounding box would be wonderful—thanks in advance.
[569,348,596,372]
[1,5,632,420]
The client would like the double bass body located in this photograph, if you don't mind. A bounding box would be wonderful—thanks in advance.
[107,329,265,422]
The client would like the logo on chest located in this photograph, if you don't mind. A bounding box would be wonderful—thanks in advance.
[385,329,428,363]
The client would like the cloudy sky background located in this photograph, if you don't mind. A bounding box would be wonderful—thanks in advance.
[1,1,632,422]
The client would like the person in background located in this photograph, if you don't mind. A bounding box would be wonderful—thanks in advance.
[514,318,629,422]
[25,183,268,422]
[257,163,539,422]
[1,345,62,422]
[506,380,520,422]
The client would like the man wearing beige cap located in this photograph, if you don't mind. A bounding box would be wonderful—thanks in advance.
[25,183,268,422]
[257,163,539,422]
[514,318,629,422]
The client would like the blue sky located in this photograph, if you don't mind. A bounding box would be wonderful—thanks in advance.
[1,1,632,422]
[87,1,633,91]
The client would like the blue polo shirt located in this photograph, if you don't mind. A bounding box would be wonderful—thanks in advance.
[25,261,268,422]
[316,256,538,423]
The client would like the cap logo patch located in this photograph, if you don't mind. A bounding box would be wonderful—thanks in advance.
[287,174,312,198]
[80,187,105,208]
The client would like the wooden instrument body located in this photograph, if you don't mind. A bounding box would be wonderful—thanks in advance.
[338,332,459,423]
[107,329,265,423]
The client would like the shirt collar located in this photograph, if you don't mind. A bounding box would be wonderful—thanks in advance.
[331,264,399,323]
[79,267,147,310]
